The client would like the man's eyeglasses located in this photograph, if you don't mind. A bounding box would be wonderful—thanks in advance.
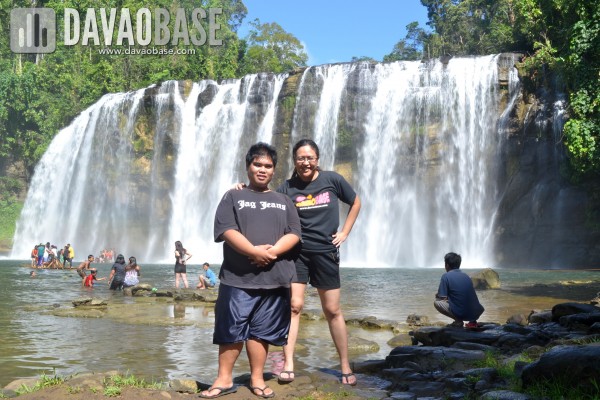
[295,156,317,163]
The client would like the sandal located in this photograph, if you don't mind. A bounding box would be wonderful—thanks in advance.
[341,372,357,386]
[198,385,238,398]
[277,370,295,383]
[250,385,275,398]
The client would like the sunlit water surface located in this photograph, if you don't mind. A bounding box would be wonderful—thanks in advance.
[0,260,598,387]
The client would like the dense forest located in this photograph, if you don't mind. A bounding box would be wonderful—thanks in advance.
[0,0,598,248]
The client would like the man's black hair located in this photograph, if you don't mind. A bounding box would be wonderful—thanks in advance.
[245,142,277,168]
[444,252,462,270]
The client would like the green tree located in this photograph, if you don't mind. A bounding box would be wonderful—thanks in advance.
[239,18,308,74]
[384,22,426,61]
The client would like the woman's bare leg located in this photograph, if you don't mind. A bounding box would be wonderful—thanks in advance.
[318,287,356,385]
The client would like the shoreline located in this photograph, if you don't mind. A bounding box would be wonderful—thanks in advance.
[2,263,599,391]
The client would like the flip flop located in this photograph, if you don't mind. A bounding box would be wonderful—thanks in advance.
[250,385,275,398]
[198,385,238,399]
[277,370,295,383]
[341,372,357,386]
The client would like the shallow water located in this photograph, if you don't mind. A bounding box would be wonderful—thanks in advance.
[0,260,598,387]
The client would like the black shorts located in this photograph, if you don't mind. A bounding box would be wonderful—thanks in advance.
[174,264,186,274]
[295,249,340,289]
[213,284,291,346]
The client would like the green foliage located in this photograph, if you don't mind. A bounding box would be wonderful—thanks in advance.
[0,0,312,182]
[524,377,600,400]
[239,18,308,74]
[103,385,122,397]
[384,22,426,61]
[103,372,164,390]
[14,373,64,395]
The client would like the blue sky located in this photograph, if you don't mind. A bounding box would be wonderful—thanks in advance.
[239,1,430,66]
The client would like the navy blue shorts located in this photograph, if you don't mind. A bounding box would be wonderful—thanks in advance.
[213,284,291,346]
[295,249,340,289]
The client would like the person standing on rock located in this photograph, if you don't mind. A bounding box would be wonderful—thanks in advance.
[200,142,301,399]
[434,252,485,329]
[275,139,361,386]
[174,241,192,288]
[233,138,361,386]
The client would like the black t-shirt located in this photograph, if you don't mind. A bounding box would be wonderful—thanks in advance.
[214,188,301,289]
[277,170,357,253]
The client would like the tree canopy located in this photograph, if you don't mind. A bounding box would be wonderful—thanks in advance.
[0,0,307,176]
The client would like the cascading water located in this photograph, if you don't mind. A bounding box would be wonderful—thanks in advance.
[12,56,522,266]
[349,55,517,267]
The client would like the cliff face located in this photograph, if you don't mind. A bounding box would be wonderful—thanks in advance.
[490,63,600,268]
[7,54,600,267]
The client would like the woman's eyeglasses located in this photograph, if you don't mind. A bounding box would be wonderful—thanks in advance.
[295,156,317,163]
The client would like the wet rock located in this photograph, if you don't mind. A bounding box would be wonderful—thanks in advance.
[558,312,600,329]
[353,359,387,374]
[551,302,600,321]
[301,309,323,321]
[406,314,429,326]
[72,297,107,307]
[346,316,402,331]
[471,268,500,289]
[386,346,485,372]
[387,333,413,347]
[348,335,380,353]
[3,377,39,392]
[521,344,600,390]
[527,310,552,324]
[506,314,528,325]
[192,290,218,303]
[172,289,196,301]
[168,379,199,393]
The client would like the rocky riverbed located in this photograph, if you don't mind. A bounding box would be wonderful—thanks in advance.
[3,279,600,399]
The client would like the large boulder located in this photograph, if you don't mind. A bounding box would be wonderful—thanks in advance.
[521,344,600,390]
[470,268,500,289]
[386,346,486,372]
[552,302,600,321]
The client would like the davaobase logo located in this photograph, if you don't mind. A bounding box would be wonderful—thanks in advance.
[10,7,223,54]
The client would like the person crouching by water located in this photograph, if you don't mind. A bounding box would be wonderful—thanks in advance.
[174,241,192,288]
[108,254,127,290]
[123,256,141,288]
[83,268,106,287]
[199,142,301,399]
[434,252,485,329]
[76,255,95,280]
[196,262,217,289]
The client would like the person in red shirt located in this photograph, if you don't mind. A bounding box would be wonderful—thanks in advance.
[82,268,106,287]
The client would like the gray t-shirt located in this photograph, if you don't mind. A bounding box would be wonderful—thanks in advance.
[214,188,301,289]
[277,170,357,253]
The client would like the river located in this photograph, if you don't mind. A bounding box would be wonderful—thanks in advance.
[0,259,598,387]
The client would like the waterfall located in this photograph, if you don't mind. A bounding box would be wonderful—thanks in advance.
[348,55,507,267]
[12,56,522,267]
